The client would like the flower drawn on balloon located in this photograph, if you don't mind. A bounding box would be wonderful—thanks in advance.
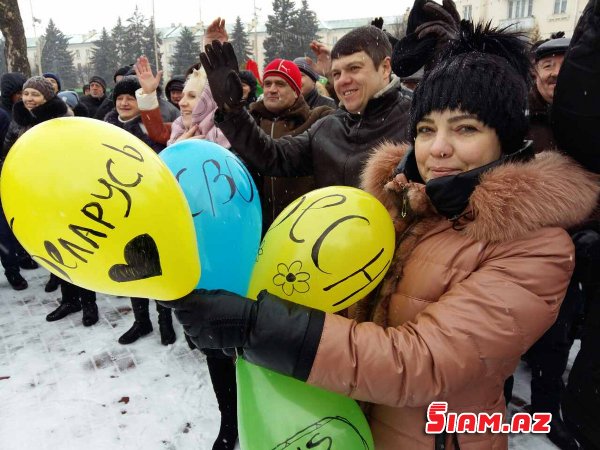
[273,261,311,296]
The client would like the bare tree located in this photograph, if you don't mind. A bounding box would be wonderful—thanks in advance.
[0,0,31,75]
[387,12,410,40]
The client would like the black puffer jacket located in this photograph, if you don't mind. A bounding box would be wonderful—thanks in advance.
[0,72,27,119]
[215,77,411,188]
[2,97,70,159]
[103,110,165,154]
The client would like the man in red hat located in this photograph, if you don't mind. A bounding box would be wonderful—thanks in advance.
[249,58,333,232]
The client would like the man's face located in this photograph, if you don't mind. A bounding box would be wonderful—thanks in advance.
[331,51,391,114]
[89,82,105,98]
[263,76,297,114]
[535,54,565,104]
[300,73,315,97]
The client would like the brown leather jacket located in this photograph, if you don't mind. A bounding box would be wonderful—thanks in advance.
[249,96,333,230]
[306,143,599,449]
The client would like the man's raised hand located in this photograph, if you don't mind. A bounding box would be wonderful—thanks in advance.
[199,40,243,111]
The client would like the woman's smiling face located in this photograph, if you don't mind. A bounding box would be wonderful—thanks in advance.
[414,109,502,182]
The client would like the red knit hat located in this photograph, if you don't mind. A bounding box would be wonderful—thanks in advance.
[262,59,302,96]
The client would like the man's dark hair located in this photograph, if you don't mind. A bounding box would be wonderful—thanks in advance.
[331,26,392,68]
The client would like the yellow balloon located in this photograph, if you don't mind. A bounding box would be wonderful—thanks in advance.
[1,117,200,300]
[247,186,395,312]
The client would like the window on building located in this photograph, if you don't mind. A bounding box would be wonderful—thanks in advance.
[508,0,533,18]
[554,0,567,13]
[463,5,473,20]
[75,49,80,58]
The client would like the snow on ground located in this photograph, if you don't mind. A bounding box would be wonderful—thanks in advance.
[0,267,569,449]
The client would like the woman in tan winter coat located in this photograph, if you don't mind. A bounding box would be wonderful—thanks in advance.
[160,22,600,450]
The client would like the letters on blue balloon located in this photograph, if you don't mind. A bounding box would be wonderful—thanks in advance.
[160,140,262,295]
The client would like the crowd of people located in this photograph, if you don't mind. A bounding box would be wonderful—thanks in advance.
[0,0,599,449]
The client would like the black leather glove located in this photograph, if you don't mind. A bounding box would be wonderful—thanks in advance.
[371,17,384,29]
[407,0,459,35]
[414,0,461,43]
[199,40,244,112]
[392,0,460,77]
[160,289,325,381]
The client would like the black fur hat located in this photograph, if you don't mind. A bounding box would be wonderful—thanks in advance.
[409,21,532,154]
[112,75,141,100]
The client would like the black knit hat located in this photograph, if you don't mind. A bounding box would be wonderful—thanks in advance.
[43,72,62,92]
[293,57,320,82]
[409,22,531,154]
[112,75,141,100]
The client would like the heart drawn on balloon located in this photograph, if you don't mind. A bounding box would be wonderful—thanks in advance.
[109,234,162,282]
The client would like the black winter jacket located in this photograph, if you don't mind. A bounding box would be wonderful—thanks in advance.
[79,94,106,119]
[215,77,411,188]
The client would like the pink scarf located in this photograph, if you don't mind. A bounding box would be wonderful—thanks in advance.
[167,84,231,148]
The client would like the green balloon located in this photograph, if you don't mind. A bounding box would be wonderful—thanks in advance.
[237,359,374,450]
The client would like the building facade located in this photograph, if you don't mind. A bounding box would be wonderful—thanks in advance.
[455,0,585,38]
[24,2,579,86]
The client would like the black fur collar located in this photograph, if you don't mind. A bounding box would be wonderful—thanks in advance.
[12,97,68,126]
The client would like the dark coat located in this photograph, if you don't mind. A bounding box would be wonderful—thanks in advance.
[527,87,556,153]
[215,77,411,189]
[103,110,165,154]
[303,88,336,109]
[249,95,333,229]
[556,3,600,447]
[0,108,10,151]
[2,97,69,159]
[79,94,106,119]
[551,1,600,174]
